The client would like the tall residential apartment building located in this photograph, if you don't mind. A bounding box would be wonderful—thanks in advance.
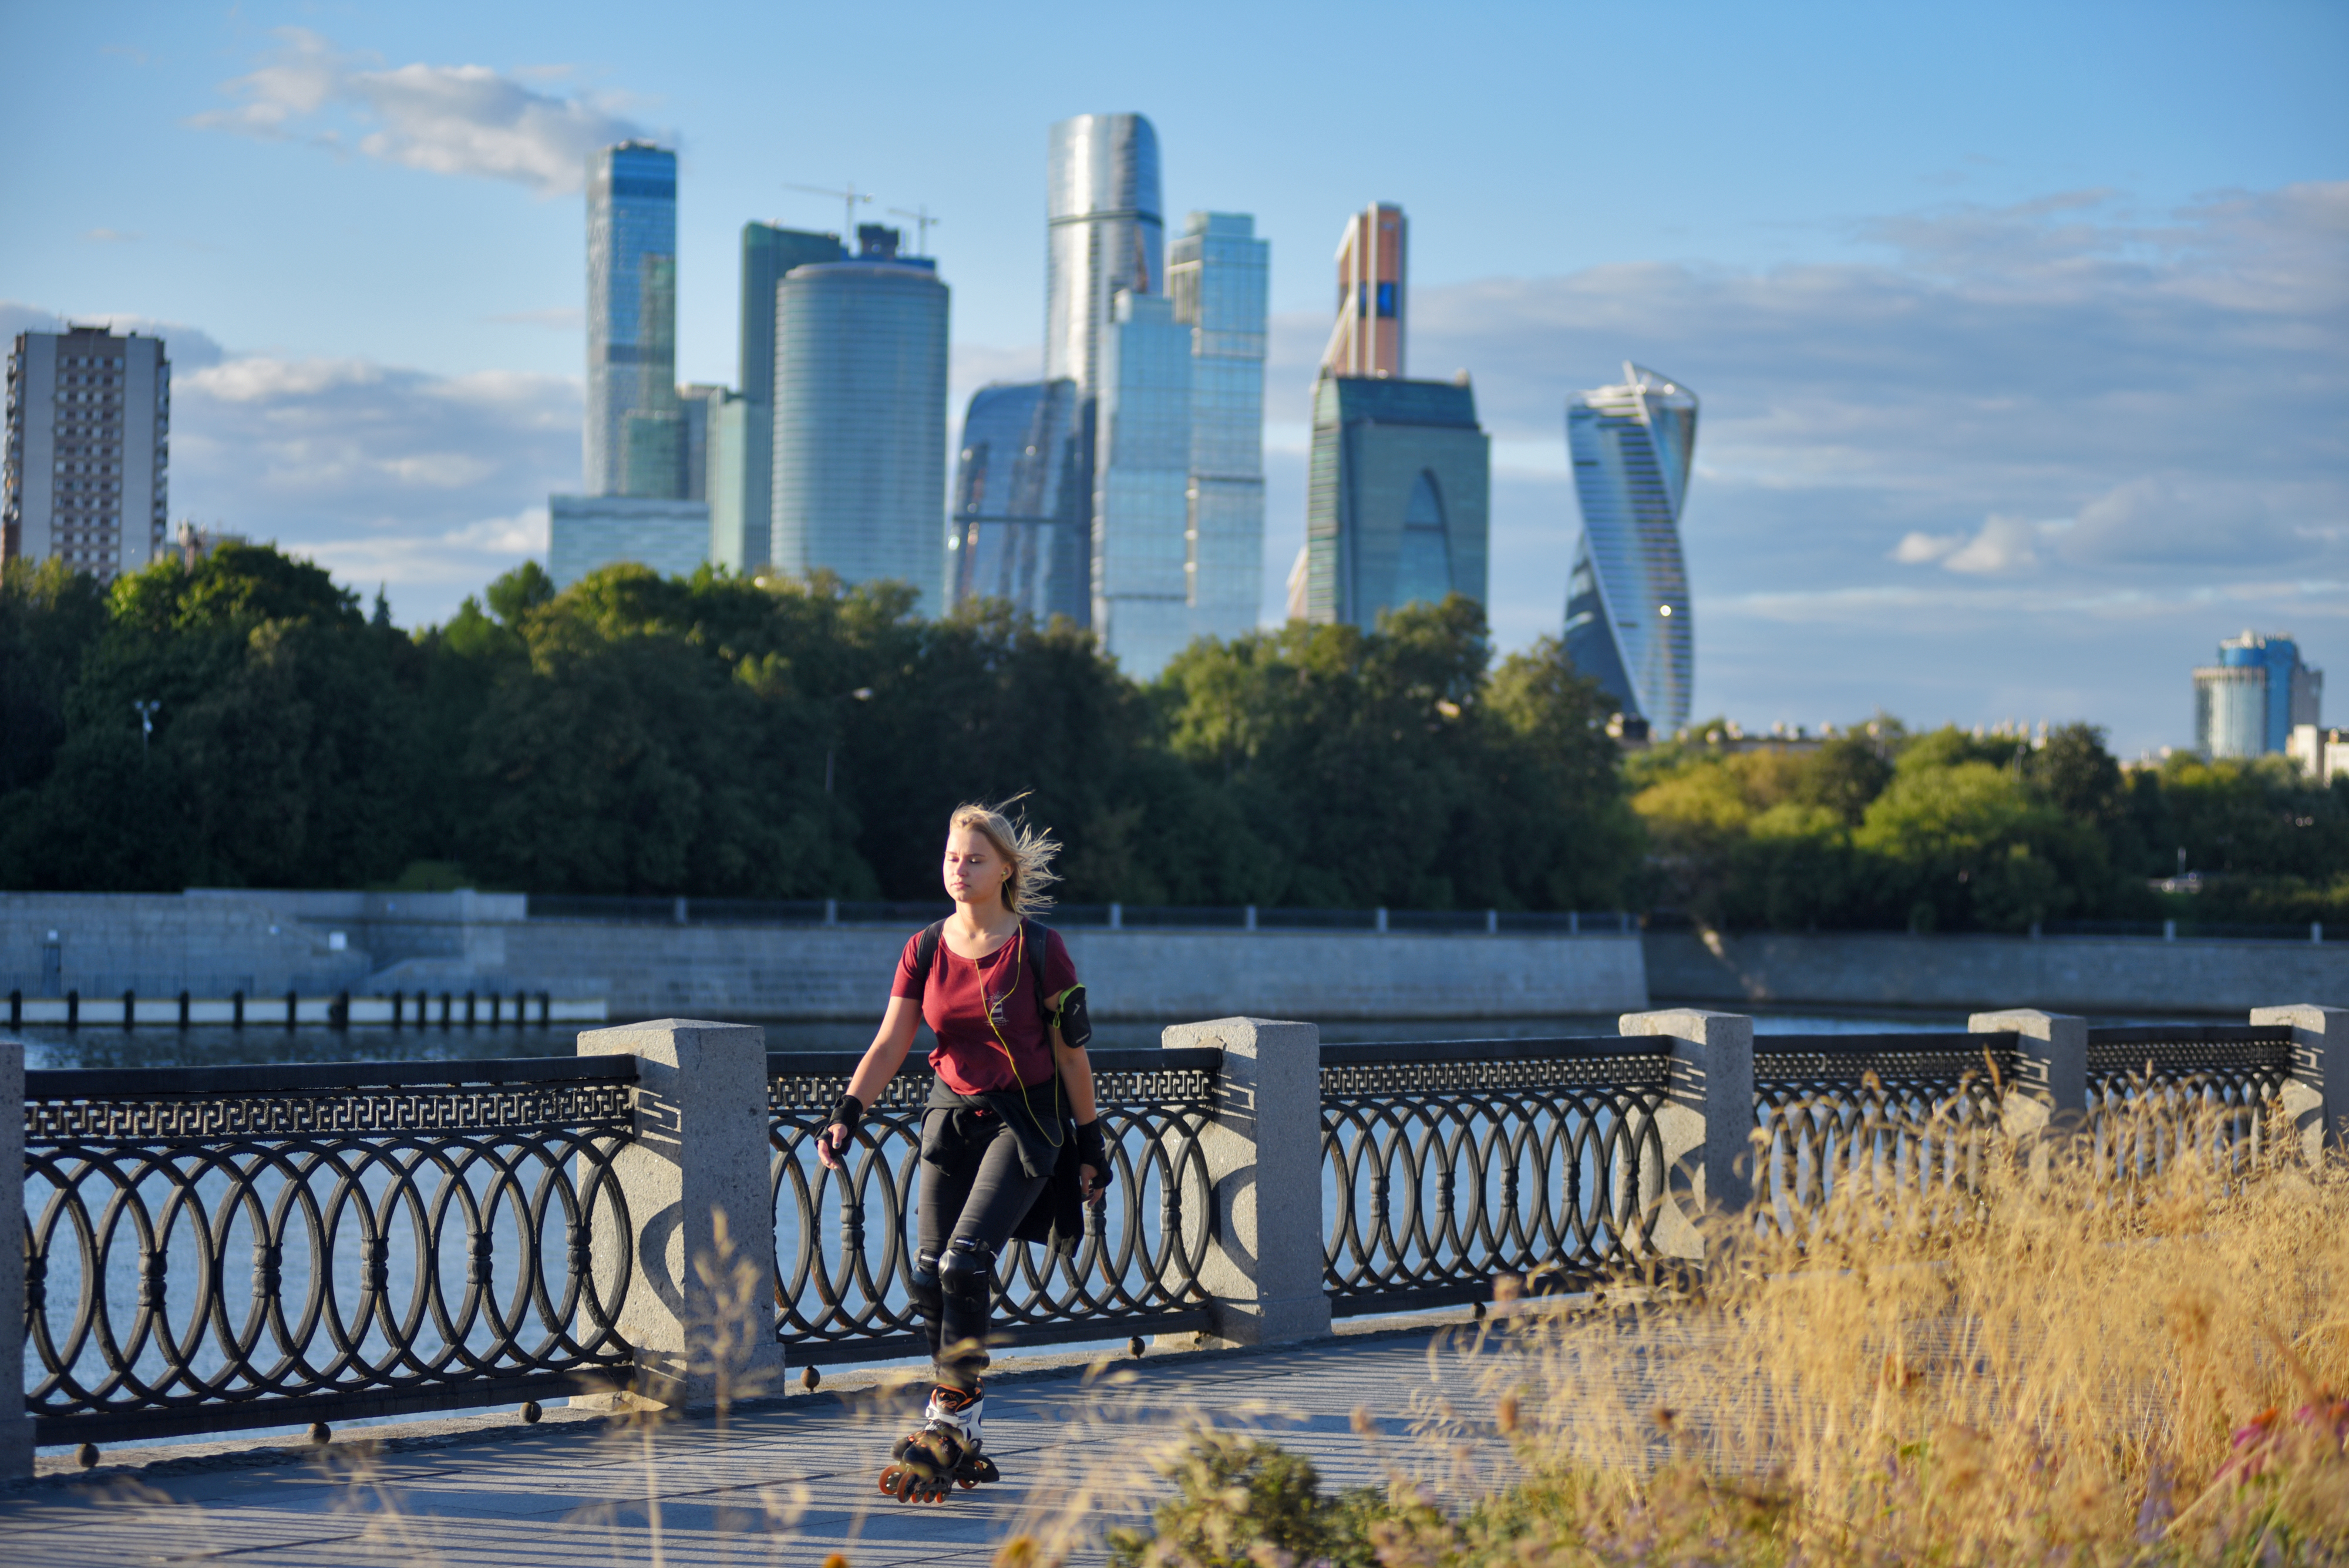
[585,142,685,499]
[1169,211,1268,645]
[4,325,170,582]
[772,226,949,613]
[948,378,1089,625]
[1091,291,1194,675]
[738,223,846,568]
[2194,631,2322,758]
[1322,203,1406,378]
[1300,202,1489,630]
[1562,364,1698,732]
[1046,115,1163,399]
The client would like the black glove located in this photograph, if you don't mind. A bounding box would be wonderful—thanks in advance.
[1074,1118,1113,1193]
[824,1093,864,1145]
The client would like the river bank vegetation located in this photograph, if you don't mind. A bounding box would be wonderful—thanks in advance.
[3,546,2342,926]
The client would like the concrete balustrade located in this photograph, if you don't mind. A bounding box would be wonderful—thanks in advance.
[2256,1004,2348,1165]
[1618,1009,1755,1260]
[1,1041,29,1482]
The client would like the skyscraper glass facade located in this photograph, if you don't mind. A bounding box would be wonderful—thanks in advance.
[738,223,846,568]
[1092,291,1193,677]
[1305,376,1489,628]
[772,230,950,613]
[1169,211,1267,644]
[949,379,1089,625]
[1046,115,1163,399]
[586,142,682,498]
[2195,631,2323,756]
[1563,364,1697,731]
[1322,203,1407,378]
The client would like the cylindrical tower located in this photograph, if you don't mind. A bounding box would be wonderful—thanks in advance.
[1045,114,1163,396]
[772,253,950,613]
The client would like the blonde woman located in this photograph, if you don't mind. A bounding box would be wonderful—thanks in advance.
[816,801,1107,1503]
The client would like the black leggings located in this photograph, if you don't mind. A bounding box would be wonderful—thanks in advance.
[915,1109,1048,1390]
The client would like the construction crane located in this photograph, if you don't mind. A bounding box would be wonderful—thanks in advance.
[887,205,941,257]
[780,181,871,240]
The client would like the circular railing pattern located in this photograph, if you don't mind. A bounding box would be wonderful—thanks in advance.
[22,1071,637,1438]
[1320,1045,1670,1308]
[768,1053,1219,1358]
[2087,1031,2293,1188]
[1752,1046,2004,1236]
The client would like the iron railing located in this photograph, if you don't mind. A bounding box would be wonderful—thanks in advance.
[2085,1024,2295,1184]
[766,1048,1221,1364]
[1752,1032,2011,1234]
[523,895,1634,934]
[1320,1038,1671,1313]
[21,1056,639,1443]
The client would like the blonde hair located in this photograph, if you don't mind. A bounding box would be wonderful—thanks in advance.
[947,798,1061,916]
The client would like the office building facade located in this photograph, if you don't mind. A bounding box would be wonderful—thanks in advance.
[4,325,170,581]
[548,495,711,588]
[1563,363,1698,732]
[1304,375,1489,628]
[1092,291,1194,675]
[679,383,750,572]
[948,378,1089,625]
[1169,211,1268,644]
[772,226,949,612]
[738,224,847,568]
[1322,203,1407,378]
[1046,115,1163,400]
[2195,631,2322,757]
[586,142,685,499]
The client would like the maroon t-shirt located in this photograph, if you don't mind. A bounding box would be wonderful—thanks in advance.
[891,923,1079,1095]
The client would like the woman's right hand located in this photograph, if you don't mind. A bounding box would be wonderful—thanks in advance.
[815,1093,864,1171]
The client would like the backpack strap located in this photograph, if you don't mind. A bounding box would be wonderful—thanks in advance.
[909,919,947,994]
[1022,918,1051,1022]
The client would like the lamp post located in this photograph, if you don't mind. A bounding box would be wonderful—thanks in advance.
[133,699,160,761]
[824,687,874,794]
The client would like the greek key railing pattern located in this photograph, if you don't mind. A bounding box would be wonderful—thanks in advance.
[1752,1034,2010,1234]
[768,1049,1220,1362]
[22,1058,639,1443]
[1321,1039,1671,1313]
[2085,1025,2294,1185]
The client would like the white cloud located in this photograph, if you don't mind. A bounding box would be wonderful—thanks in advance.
[82,228,140,244]
[190,29,654,196]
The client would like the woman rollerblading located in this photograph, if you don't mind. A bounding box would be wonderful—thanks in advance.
[816,800,1110,1506]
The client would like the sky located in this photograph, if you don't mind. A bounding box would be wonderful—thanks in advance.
[2,0,2344,755]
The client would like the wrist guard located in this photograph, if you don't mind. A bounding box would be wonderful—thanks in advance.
[1074,1118,1113,1189]
[826,1093,864,1139]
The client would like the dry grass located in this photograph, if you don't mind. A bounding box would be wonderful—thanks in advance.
[1095,1102,2349,1567]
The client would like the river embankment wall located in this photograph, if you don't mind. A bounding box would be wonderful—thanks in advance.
[1643,928,2348,1014]
[0,891,1648,1021]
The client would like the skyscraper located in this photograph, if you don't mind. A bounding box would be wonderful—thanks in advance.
[547,496,711,588]
[1304,375,1489,627]
[1169,211,1268,644]
[1322,203,1406,378]
[4,325,170,581]
[2195,631,2322,757]
[948,378,1088,625]
[679,383,749,571]
[1091,291,1193,675]
[772,226,950,612]
[585,142,684,499]
[1562,364,1698,732]
[1301,203,1489,630]
[1046,115,1163,399]
[738,223,847,568]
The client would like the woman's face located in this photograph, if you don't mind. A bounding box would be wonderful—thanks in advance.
[942,825,1009,907]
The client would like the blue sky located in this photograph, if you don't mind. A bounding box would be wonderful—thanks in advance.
[3,0,2343,754]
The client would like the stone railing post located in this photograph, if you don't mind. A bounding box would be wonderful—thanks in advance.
[577,1019,784,1410]
[1162,1016,1330,1346]
[2253,1004,2346,1165]
[1968,1009,2086,1139]
[1618,1010,1754,1263]
[2,1040,29,1479]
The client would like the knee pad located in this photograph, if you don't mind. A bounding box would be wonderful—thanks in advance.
[939,1239,994,1318]
[907,1250,943,1325]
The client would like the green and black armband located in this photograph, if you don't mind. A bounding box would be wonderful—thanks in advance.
[1047,984,1092,1052]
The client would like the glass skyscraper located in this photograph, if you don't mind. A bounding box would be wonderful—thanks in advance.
[1046,115,1163,399]
[586,142,685,499]
[772,226,950,613]
[949,378,1089,625]
[2195,631,2323,757]
[1169,211,1268,644]
[1092,290,1193,676]
[1563,364,1698,732]
[1304,376,1489,627]
[738,223,846,568]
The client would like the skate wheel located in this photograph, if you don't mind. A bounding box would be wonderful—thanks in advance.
[957,1475,977,1489]
[878,1463,908,1497]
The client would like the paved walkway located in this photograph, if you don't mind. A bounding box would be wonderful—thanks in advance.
[0,1321,1514,1567]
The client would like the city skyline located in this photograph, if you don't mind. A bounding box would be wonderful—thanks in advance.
[2,1,2341,755]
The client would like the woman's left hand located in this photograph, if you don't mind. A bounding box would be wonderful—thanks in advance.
[1078,1163,1106,1206]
